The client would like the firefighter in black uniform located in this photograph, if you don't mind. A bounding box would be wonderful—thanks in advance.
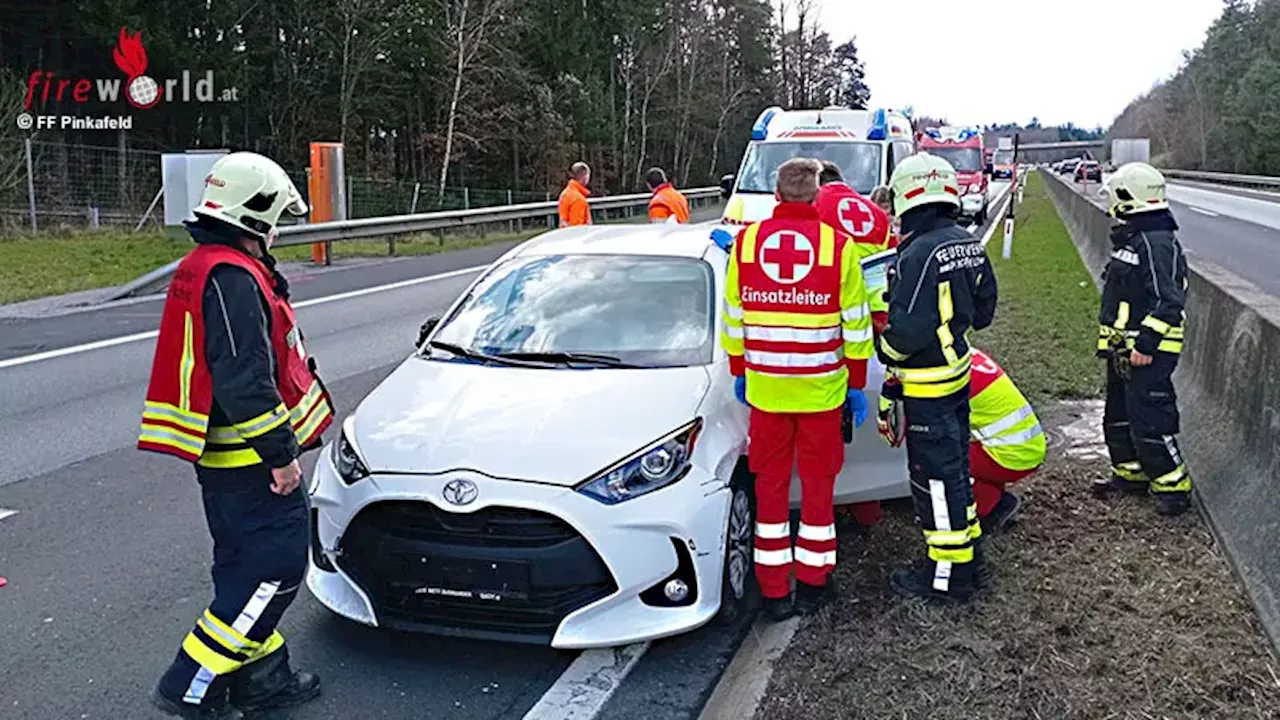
[139,152,335,718]
[878,152,998,602]
[1093,162,1192,516]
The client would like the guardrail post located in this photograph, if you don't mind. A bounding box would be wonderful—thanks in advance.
[507,190,514,234]
[24,138,37,232]
[464,187,470,210]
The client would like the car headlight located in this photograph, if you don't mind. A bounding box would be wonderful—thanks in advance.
[330,418,370,485]
[576,419,702,505]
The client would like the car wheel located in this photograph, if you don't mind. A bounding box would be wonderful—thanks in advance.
[715,462,758,626]
[975,206,987,226]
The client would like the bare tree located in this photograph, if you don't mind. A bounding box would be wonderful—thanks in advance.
[325,0,395,151]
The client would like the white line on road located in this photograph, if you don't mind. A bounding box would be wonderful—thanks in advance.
[0,265,488,371]
[522,642,649,720]
[0,509,18,522]
[1189,206,1220,218]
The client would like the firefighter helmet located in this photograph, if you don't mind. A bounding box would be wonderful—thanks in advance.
[1105,162,1168,217]
[192,152,308,240]
[889,152,960,216]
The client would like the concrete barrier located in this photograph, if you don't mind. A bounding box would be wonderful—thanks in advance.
[1041,169,1280,653]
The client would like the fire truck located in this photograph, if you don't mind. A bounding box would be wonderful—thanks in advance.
[719,106,916,225]
[917,126,989,224]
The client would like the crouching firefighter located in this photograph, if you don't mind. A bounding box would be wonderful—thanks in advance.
[139,152,335,719]
[1094,162,1192,516]
[722,157,875,621]
[878,152,997,602]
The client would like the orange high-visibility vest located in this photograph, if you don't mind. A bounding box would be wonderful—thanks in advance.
[648,183,690,224]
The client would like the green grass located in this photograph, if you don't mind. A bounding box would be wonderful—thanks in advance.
[976,171,1104,404]
[0,227,540,305]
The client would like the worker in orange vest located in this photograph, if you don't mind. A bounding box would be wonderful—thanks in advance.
[558,162,592,227]
[646,167,691,224]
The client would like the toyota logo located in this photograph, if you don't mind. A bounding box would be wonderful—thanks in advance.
[442,479,479,506]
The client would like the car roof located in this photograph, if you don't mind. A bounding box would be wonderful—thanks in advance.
[510,222,720,260]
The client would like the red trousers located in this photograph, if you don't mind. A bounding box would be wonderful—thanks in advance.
[749,406,843,599]
[843,442,1037,524]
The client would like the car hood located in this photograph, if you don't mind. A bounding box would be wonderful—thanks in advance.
[349,358,712,486]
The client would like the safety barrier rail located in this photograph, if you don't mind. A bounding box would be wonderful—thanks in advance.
[1161,169,1280,190]
[109,187,722,300]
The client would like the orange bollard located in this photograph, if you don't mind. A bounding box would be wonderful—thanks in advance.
[308,142,344,266]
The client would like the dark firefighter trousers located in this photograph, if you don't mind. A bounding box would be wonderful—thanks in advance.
[903,388,983,593]
[1104,353,1191,494]
[156,464,309,707]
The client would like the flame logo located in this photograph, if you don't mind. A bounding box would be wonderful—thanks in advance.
[112,28,148,77]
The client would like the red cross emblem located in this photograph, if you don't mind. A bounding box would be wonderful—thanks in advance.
[760,231,814,284]
[838,197,876,238]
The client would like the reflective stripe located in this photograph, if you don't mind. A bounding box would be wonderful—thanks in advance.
[232,581,281,636]
[739,224,762,264]
[795,547,836,568]
[180,312,195,412]
[1150,464,1191,492]
[748,367,843,380]
[983,422,1044,447]
[894,353,971,383]
[139,424,203,454]
[929,545,975,563]
[798,523,836,542]
[290,383,324,425]
[818,224,835,267]
[753,548,793,566]
[724,302,744,320]
[932,560,952,592]
[1113,462,1146,482]
[929,479,952,532]
[843,326,873,343]
[1157,340,1182,354]
[841,305,868,321]
[1114,301,1130,330]
[206,426,244,444]
[201,610,259,651]
[725,325,744,339]
[742,310,842,328]
[745,325,841,343]
[973,405,1035,441]
[902,372,969,399]
[197,617,254,655]
[1141,315,1171,335]
[936,280,958,365]
[143,402,208,434]
[924,528,970,546]
[755,521,790,540]
[879,336,909,361]
[197,448,263,469]
[234,404,290,439]
[294,401,333,446]
[745,349,843,367]
[182,633,241,675]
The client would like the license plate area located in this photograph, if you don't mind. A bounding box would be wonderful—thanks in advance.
[400,554,530,602]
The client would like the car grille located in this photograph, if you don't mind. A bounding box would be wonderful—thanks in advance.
[337,501,616,642]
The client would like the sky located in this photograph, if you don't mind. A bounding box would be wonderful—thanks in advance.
[816,0,1225,129]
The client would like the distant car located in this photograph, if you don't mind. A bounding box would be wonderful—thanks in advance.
[1060,159,1081,175]
[1075,161,1102,183]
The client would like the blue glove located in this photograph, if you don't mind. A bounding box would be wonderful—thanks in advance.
[846,389,868,428]
[734,376,748,406]
[710,228,734,252]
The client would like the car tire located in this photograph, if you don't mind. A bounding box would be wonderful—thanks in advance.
[714,459,759,626]
[975,206,987,226]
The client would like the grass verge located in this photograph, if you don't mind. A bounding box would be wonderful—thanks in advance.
[977,171,1103,404]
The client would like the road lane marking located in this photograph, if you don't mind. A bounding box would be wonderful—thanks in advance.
[0,265,488,371]
[700,617,800,720]
[0,509,17,522]
[1189,206,1220,218]
[522,642,649,720]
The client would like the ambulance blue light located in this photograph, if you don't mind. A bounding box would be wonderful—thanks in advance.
[751,106,782,141]
[867,108,888,140]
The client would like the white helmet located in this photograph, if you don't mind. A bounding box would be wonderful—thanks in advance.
[192,152,307,240]
[1105,162,1168,217]
[889,152,961,216]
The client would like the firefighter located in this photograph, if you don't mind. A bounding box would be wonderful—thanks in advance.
[1094,162,1191,516]
[140,152,335,719]
[558,162,592,227]
[722,157,875,620]
[646,167,691,224]
[879,152,998,602]
[815,162,895,333]
[877,347,1045,532]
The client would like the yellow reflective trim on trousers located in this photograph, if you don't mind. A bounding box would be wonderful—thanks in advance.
[198,618,255,655]
[924,528,970,545]
[140,423,204,454]
[928,546,974,563]
[1150,464,1191,493]
[197,447,263,469]
[1113,462,1146,481]
[245,630,286,664]
[234,404,290,439]
[742,310,842,328]
[1114,301,1130,330]
[739,224,762,264]
[1141,315,1171,335]
[180,312,195,412]
[202,610,260,651]
[818,224,835,267]
[936,280,959,365]
[182,633,243,676]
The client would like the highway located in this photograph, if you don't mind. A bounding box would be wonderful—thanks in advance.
[0,189,1008,720]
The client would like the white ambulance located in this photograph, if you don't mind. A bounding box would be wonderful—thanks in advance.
[719,106,917,225]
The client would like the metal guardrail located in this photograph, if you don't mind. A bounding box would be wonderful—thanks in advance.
[108,187,722,300]
[1162,169,1280,190]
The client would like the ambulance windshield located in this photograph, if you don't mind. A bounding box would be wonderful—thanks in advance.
[927,147,982,173]
[738,141,883,195]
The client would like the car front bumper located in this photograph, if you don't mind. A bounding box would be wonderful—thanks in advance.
[305,447,731,649]
[960,193,986,216]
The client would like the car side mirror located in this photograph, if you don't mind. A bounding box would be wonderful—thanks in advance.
[720,174,736,200]
[417,316,440,348]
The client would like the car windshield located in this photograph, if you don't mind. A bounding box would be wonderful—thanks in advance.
[926,147,982,173]
[428,254,714,368]
[738,141,883,194]
[993,150,1014,165]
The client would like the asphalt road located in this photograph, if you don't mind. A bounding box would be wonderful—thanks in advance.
[1053,170,1280,297]
[0,192,1010,720]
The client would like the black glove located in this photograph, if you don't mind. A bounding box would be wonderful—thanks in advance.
[881,377,904,401]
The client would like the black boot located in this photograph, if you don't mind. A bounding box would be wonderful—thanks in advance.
[889,562,979,603]
[1092,473,1148,497]
[1154,491,1191,517]
[972,537,992,589]
[980,492,1022,534]
[228,647,321,715]
[151,687,243,720]
[761,595,796,622]
[794,579,837,616]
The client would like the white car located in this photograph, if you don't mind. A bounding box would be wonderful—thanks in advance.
[306,223,908,649]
